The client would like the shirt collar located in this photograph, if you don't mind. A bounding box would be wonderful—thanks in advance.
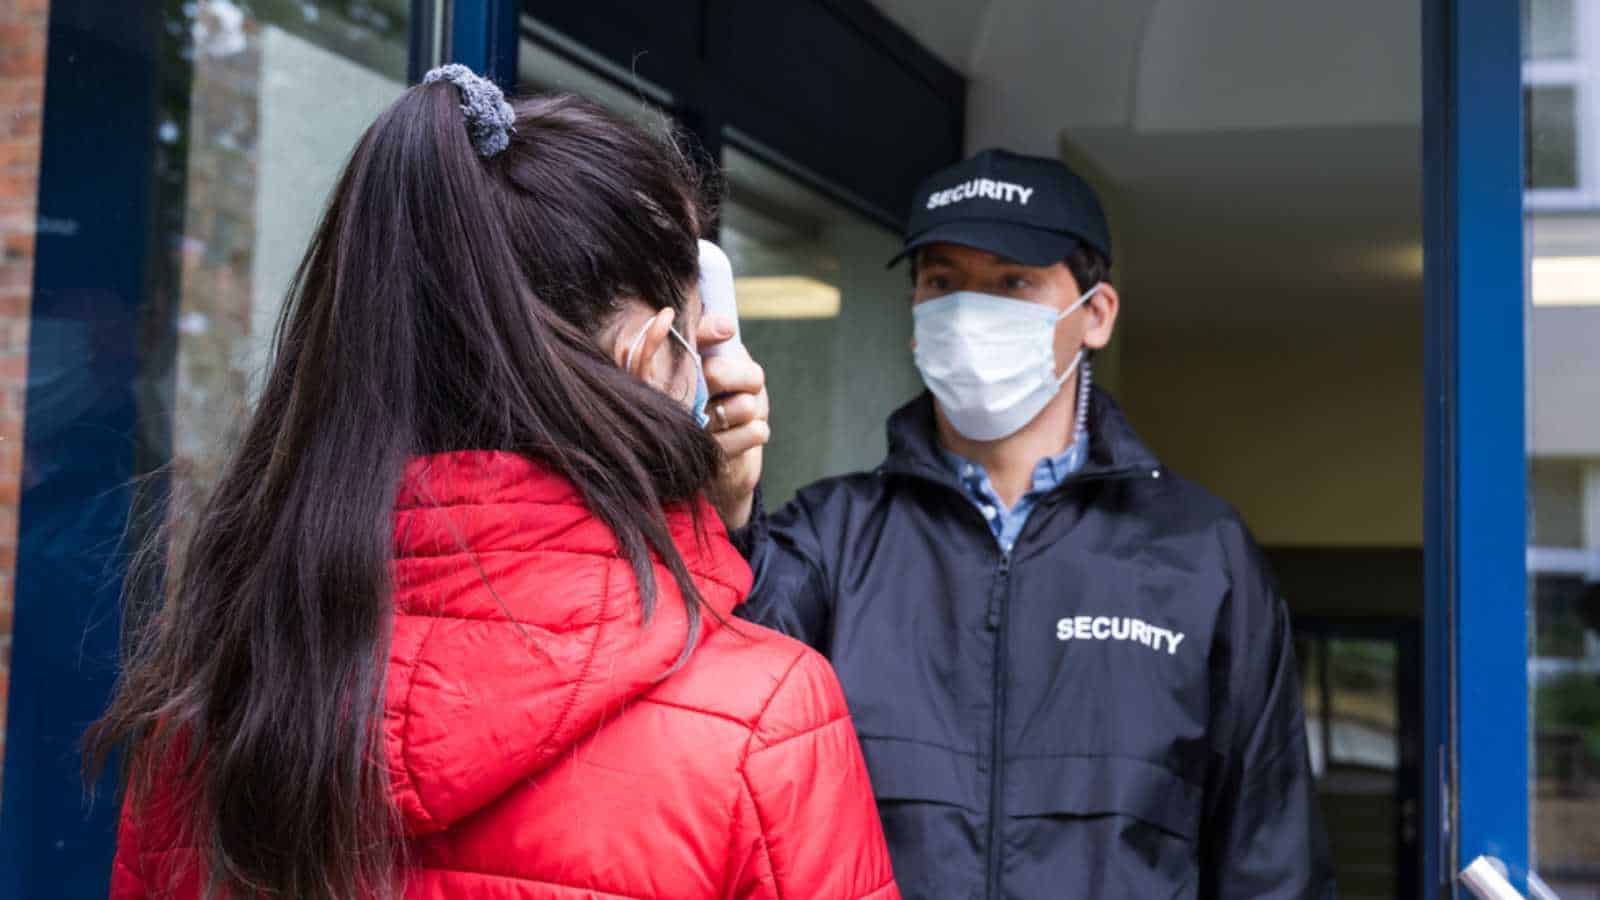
[940,432,1090,499]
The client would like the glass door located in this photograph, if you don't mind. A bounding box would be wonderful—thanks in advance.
[1296,620,1424,900]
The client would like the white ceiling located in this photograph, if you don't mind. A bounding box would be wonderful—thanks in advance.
[870,0,1424,338]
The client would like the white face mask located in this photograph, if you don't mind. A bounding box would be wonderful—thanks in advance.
[912,285,1097,442]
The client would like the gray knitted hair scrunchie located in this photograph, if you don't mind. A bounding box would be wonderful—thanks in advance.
[423,63,516,158]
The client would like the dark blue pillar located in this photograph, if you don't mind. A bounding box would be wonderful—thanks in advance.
[448,0,520,89]
[1423,0,1528,892]
[0,2,166,896]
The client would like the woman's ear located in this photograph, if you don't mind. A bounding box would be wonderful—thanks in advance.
[612,307,677,383]
[1082,283,1120,351]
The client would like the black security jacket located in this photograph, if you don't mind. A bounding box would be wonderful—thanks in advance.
[733,389,1336,900]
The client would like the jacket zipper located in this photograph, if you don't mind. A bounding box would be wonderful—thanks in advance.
[977,470,1148,900]
[882,463,1156,900]
[985,550,1011,900]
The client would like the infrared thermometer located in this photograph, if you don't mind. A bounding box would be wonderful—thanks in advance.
[697,240,742,358]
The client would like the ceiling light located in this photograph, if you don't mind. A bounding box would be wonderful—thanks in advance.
[732,276,841,319]
[1532,256,1600,306]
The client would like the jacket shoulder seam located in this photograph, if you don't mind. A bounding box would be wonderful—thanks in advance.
[635,696,756,730]
[738,648,810,765]
[747,711,851,757]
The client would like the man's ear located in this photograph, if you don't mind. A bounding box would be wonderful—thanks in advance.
[1082,283,1120,350]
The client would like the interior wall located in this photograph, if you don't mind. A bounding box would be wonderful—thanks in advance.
[1122,326,1424,548]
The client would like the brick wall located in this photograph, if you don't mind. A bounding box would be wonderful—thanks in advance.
[0,0,49,776]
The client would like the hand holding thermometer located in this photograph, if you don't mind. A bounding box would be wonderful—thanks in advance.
[697,240,742,358]
[694,239,765,526]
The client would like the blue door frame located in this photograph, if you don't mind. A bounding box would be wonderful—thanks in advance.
[1423,0,1529,893]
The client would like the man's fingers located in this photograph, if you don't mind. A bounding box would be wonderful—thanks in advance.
[713,419,771,458]
[703,353,764,397]
[696,313,736,349]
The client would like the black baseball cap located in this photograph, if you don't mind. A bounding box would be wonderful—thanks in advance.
[889,148,1112,268]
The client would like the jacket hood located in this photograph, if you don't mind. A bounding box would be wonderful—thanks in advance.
[383,451,751,835]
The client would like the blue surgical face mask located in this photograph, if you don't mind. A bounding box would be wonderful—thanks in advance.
[625,319,711,428]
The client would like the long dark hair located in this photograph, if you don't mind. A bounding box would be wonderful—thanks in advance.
[84,86,722,899]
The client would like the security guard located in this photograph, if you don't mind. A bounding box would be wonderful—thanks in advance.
[703,148,1335,899]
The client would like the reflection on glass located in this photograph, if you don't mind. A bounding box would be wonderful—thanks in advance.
[1324,639,1400,771]
[1526,0,1600,891]
[720,145,919,506]
[518,19,674,125]
[1297,632,1405,899]
[1524,0,1578,61]
[1527,85,1579,190]
[1299,636,1402,777]
[155,1,409,503]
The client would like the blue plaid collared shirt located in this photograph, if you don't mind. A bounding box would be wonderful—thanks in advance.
[940,437,1089,555]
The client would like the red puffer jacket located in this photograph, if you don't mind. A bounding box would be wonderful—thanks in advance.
[110,451,898,899]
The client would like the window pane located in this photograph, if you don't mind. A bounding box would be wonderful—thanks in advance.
[1526,85,1579,190]
[720,145,918,507]
[1526,0,1600,888]
[156,3,410,498]
[1524,0,1578,60]
[518,17,674,123]
[1326,639,1400,771]
[1297,631,1407,899]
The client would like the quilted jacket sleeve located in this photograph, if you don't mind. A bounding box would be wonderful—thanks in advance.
[729,648,899,900]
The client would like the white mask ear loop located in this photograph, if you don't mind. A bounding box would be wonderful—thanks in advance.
[667,325,701,362]
[667,325,704,405]
[623,319,653,372]
[1052,282,1100,386]
[1055,282,1100,323]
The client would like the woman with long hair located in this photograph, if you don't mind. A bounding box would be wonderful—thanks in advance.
[86,66,897,900]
